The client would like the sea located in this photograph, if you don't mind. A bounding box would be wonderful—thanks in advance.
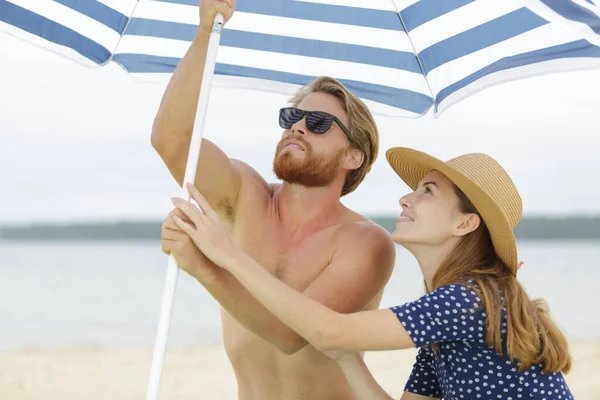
[1,240,599,351]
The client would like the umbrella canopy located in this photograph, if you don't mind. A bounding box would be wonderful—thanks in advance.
[524,0,600,47]
[2,0,599,117]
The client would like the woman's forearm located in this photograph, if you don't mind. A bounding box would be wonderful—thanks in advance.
[337,354,395,400]
[227,251,341,350]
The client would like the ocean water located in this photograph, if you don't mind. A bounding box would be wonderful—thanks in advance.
[1,240,599,351]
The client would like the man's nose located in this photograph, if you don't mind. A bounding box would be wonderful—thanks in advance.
[291,117,308,135]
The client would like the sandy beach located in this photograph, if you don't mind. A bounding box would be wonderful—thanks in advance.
[1,340,596,400]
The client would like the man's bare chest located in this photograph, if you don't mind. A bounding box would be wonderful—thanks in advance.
[233,223,337,290]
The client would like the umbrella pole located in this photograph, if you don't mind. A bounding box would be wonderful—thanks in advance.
[146,13,225,400]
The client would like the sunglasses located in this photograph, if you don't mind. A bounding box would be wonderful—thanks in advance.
[279,107,351,140]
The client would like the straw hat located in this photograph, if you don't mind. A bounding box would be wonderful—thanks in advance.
[386,147,523,273]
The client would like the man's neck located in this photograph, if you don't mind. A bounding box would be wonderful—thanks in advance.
[274,182,345,236]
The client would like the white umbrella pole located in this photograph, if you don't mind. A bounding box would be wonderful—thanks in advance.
[146,13,225,400]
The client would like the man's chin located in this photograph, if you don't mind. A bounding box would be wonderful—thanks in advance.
[275,151,305,165]
[273,159,303,180]
[273,151,339,188]
[273,167,328,188]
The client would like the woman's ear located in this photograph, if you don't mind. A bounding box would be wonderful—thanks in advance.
[454,213,481,237]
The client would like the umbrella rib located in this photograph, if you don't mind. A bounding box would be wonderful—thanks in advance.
[109,0,141,65]
[390,1,435,112]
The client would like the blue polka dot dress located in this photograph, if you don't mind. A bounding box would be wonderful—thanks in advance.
[390,283,573,399]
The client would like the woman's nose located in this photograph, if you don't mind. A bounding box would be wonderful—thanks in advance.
[399,193,412,209]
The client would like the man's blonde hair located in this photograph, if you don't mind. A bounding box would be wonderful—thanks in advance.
[288,77,379,196]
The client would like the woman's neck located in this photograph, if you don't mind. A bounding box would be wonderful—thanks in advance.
[408,240,460,290]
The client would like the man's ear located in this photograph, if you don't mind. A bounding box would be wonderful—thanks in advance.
[454,213,481,237]
[345,148,364,171]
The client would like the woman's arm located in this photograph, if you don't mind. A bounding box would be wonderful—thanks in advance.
[172,184,415,352]
[227,250,415,352]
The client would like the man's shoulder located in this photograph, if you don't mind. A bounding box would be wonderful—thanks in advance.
[338,217,389,237]
[334,216,395,260]
[337,211,392,242]
[327,217,396,286]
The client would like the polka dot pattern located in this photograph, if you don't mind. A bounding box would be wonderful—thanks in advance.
[391,284,573,399]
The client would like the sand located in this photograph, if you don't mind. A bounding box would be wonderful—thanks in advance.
[1,340,597,399]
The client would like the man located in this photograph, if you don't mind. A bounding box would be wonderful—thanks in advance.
[152,1,396,399]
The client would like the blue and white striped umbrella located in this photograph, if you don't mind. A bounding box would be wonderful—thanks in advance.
[1,0,600,117]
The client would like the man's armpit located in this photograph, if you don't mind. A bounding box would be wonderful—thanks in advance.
[216,197,236,225]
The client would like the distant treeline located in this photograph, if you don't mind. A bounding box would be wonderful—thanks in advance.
[369,216,600,240]
[1,216,599,241]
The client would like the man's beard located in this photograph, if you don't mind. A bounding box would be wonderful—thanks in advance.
[273,138,345,189]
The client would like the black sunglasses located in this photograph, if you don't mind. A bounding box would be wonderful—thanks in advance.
[279,107,351,140]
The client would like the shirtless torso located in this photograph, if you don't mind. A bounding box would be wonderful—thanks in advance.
[219,168,393,400]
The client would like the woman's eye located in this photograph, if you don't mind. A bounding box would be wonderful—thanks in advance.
[424,186,432,194]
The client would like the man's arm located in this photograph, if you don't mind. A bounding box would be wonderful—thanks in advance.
[335,353,395,400]
[401,393,440,400]
[334,354,440,400]
[151,1,241,212]
[198,224,396,354]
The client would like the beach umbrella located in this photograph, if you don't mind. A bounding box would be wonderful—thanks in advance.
[2,1,599,399]
[3,0,600,117]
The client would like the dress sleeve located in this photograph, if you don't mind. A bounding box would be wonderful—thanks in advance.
[404,346,442,398]
[390,284,486,347]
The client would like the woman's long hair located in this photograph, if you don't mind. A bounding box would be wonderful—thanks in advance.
[430,185,572,373]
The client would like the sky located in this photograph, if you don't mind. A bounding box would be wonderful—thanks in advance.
[1,32,599,225]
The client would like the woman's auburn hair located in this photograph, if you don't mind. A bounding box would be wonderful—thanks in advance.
[429,185,571,374]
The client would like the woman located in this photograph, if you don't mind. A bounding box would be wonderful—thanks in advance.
[171,147,573,399]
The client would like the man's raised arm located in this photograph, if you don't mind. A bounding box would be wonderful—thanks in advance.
[150,0,241,212]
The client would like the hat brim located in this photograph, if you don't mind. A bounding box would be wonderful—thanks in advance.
[386,147,518,272]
